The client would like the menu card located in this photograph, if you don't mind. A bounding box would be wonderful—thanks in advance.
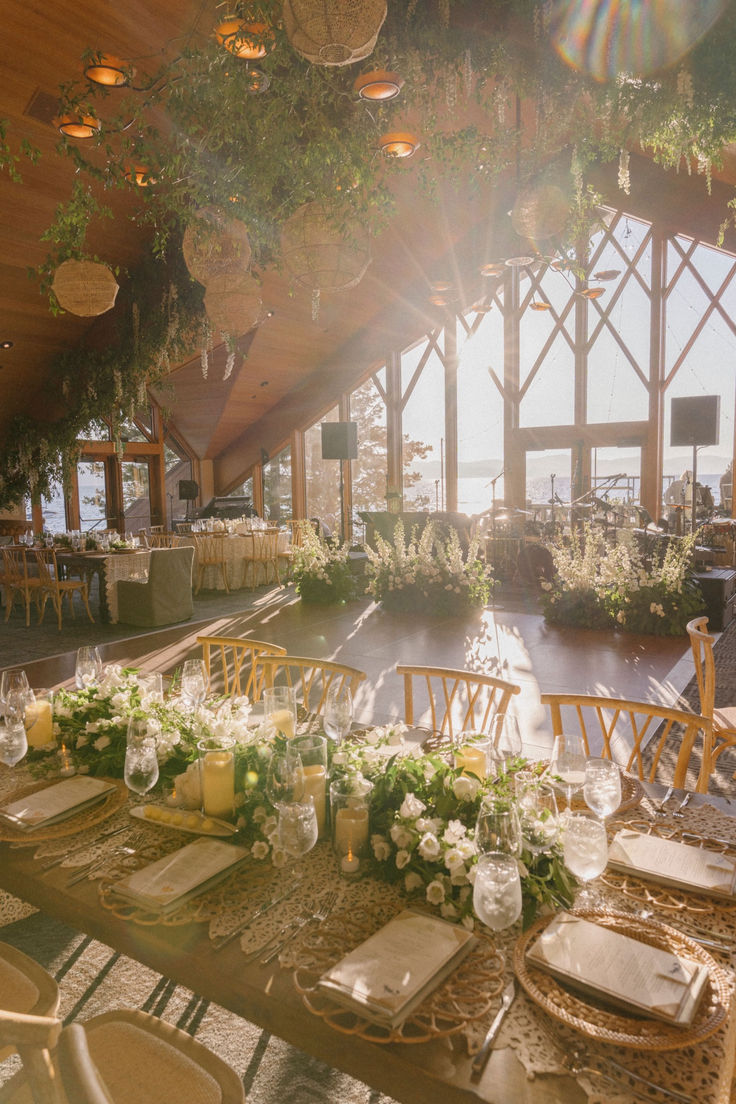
[0,777,116,831]
[317,909,477,1029]
[526,911,710,1025]
[608,829,736,897]
[112,838,249,914]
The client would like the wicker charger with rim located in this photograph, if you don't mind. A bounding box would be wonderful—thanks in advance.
[0,778,128,843]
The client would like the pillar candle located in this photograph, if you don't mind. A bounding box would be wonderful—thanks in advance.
[201,750,235,818]
[333,806,369,858]
[25,700,53,747]
[454,745,487,779]
[302,764,327,837]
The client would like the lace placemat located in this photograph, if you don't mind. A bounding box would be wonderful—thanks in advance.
[0,777,128,842]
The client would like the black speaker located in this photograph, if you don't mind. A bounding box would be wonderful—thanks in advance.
[178,479,199,500]
[670,396,720,446]
[321,422,358,460]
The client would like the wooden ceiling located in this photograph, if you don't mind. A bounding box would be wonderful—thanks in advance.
[2,0,736,492]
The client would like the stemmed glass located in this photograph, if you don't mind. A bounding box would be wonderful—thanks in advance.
[549,731,587,813]
[0,714,28,766]
[124,716,161,796]
[475,795,522,858]
[266,748,317,874]
[583,757,622,821]
[0,668,30,708]
[516,780,560,855]
[75,646,103,690]
[489,713,522,775]
[266,747,306,809]
[562,814,608,909]
[473,853,523,931]
[323,683,353,744]
[180,660,207,711]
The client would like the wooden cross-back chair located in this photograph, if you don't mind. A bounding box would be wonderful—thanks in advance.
[1,547,43,626]
[541,692,714,793]
[197,635,287,699]
[146,532,179,548]
[396,664,521,742]
[686,616,736,773]
[252,654,366,712]
[191,533,230,594]
[34,548,94,632]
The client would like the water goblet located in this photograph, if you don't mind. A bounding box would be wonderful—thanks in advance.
[265,748,306,810]
[180,659,207,711]
[562,814,608,909]
[75,646,103,691]
[323,682,353,744]
[583,757,622,821]
[517,780,560,855]
[0,668,30,712]
[475,795,522,857]
[473,852,523,931]
[263,686,298,739]
[489,713,522,775]
[549,731,587,813]
[275,797,319,873]
[0,718,28,767]
[124,715,161,796]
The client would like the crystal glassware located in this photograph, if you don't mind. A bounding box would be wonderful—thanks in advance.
[0,718,28,767]
[0,668,30,712]
[489,713,522,775]
[265,747,305,809]
[275,799,319,863]
[583,757,622,820]
[263,685,298,739]
[124,716,161,796]
[75,646,103,690]
[562,814,608,908]
[549,731,587,812]
[475,795,522,857]
[473,852,523,931]
[323,682,353,744]
[180,659,207,710]
[516,780,560,855]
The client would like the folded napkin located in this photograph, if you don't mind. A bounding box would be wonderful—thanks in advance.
[608,829,736,896]
[0,777,116,831]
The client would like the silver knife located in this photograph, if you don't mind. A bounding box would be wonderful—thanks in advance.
[470,977,517,1078]
[212,878,300,951]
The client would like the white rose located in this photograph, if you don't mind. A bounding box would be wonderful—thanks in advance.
[426,880,446,905]
[444,846,465,871]
[399,793,426,819]
[443,819,467,845]
[452,775,481,801]
[395,849,411,870]
[390,823,414,849]
[404,871,423,893]
[418,833,441,861]
[371,835,391,862]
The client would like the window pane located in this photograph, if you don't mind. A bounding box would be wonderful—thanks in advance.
[458,309,504,513]
[305,407,341,537]
[401,339,442,509]
[77,461,108,528]
[121,460,150,533]
[263,447,292,524]
[350,376,387,540]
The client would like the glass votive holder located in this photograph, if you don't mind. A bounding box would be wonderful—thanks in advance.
[198,735,236,819]
[25,688,54,748]
[138,671,165,705]
[263,686,298,740]
[57,741,76,777]
[330,774,373,878]
[291,733,328,838]
[453,731,491,779]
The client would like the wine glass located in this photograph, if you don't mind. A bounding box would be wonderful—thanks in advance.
[549,731,587,813]
[323,682,353,744]
[1,668,30,703]
[275,798,319,866]
[583,757,622,821]
[516,780,560,855]
[266,748,306,810]
[0,718,28,767]
[489,713,522,775]
[124,716,161,796]
[180,659,207,710]
[475,795,522,857]
[562,814,608,909]
[75,646,102,690]
[473,852,523,931]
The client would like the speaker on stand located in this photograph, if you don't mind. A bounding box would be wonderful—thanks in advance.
[321,423,358,542]
[670,396,719,535]
[178,479,199,522]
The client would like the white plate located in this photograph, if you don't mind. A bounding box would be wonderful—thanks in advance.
[130,805,237,837]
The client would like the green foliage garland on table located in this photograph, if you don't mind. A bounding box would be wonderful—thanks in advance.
[540,526,703,636]
[290,522,357,605]
[364,520,494,616]
[24,667,573,929]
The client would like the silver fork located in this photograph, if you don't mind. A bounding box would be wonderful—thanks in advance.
[260,891,337,965]
[64,835,144,886]
[564,1049,693,1104]
[672,791,692,818]
[654,785,674,816]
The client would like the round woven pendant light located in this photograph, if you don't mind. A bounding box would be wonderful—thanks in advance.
[280,201,370,292]
[511,184,570,241]
[51,260,119,316]
[203,273,262,337]
[282,0,387,66]
[182,207,252,286]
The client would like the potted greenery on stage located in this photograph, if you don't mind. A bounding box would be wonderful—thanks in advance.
[291,522,357,605]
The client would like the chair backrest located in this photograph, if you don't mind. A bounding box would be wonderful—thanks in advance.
[396,664,521,741]
[147,533,178,548]
[0,941,59,1064]
[33,548,59,590]
[197,635,287,698]
[58,1023,115,1104]
[191,533,227,564]
[253,655,366,712]
[2,546,30,586]
[686,615,716,720]
[541,692,713,793]
[147,546,194,588]
[0,1008,62,1104]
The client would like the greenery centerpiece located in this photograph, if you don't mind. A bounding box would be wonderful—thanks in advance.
[540,525,702,635]
[364,519,494,615]
[290,522,357,604]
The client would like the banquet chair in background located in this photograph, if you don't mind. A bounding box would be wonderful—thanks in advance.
[197,635,286,699]
[686,616,736,774]
[0,942,59,1063]
[541,692,714,793]
[253,655,366,712]
[117,546,194,628]
[249,528,281,588]
[146,532,179,548]
[34,548,94,632]
[396,665,521,743]
[191,533,229,594]
[2,548,43,627]
[0,1007,245,1104]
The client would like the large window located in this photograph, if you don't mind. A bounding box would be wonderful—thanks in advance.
[401,338,443,509]
[350,372,388,537]
[458,308,505,514]
[77,461,108,529]
[305,406,341,536]
[263,447,292,524]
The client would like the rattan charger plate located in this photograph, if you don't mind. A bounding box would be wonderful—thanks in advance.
[514,908,730,1050]
[293,904,505,1044]
[0,777,127,843]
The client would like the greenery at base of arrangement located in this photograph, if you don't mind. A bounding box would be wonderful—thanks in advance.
[540,526,703,636]
[290,522,357,605]
[364,520,494,616]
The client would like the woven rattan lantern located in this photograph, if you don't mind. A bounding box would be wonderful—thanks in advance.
[182,207,252,286]
[511,184,570,241]
[203,273,262,336]
[282,0,387,66]
[51,260,119,316]
[280,202,370,293]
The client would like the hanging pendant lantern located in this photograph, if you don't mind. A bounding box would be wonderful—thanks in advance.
[51,260,119,317]
[511,184,570,241]
[182,207,252,286]
[214,13,276,59]
[280,201,370,293]
[203,273,262,337]
[283,0,387,66]
[56,113,101,139]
